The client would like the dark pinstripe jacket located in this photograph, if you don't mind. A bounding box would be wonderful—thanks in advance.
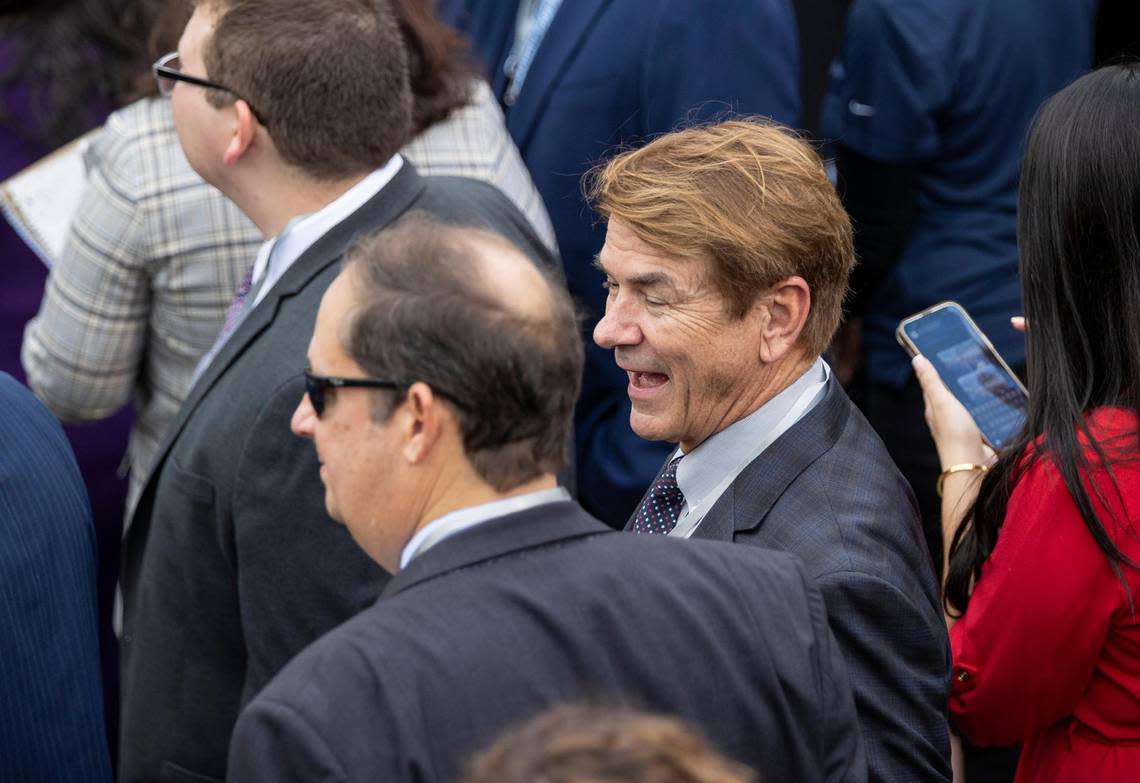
[631,377,953,783]
[0,373,110,781]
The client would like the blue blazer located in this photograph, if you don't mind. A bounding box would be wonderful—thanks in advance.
[0,373,110,781]
[631,378,953,783]
[229,501,865,783]
[439,0,801,526]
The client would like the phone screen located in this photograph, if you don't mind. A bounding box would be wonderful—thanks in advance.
[902,306,1027,450]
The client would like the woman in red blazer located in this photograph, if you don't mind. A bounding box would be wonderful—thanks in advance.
[915,63,1140,782]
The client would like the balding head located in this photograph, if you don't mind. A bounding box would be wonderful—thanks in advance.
[338,213,582,492]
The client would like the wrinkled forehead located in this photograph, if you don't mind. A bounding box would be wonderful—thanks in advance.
[597,219,713,291]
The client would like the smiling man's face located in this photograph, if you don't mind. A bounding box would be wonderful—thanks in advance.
[592,218,772,452]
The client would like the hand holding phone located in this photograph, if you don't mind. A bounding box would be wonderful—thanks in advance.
[897,302,1027,450]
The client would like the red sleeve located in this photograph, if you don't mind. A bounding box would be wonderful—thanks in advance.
[949,450,1132,745]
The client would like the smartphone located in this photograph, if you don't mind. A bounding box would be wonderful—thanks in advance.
[896,301,1028,450]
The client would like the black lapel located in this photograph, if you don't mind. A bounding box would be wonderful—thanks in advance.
[692,377,850,540]
[505,0,609,151]
[128,163,428,530]
[382,501,611,598]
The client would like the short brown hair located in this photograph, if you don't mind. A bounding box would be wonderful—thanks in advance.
[343,213,582,492]
[461,704,759,783]
[198,0,413,180]
[588,119,854,357]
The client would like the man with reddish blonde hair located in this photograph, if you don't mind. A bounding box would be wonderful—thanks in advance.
[591,118,952,783]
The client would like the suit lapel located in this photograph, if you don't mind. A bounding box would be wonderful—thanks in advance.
[505,0,608,151]
[692,378,850,541]
[383,502,610,598]
[128,163,428,531]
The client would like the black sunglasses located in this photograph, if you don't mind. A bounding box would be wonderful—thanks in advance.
[152,51,269,126]
[303,371,404,417]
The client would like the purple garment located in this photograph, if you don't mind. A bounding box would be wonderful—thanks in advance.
[1,34,130,766]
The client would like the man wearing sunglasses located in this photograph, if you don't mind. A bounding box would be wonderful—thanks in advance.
[226,214,865,783]
[116,1,554,781]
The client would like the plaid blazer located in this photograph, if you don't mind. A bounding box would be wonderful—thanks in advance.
[22,82,555,514]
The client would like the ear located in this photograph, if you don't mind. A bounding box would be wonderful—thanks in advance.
[222,99,259,167]
[757,275,811,363]
[398,382,446,464]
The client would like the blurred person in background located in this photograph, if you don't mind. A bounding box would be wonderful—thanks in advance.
[1,0,162,766]
[438,0,800,528]
[823,0,1096,568]
[461,704,759,783]
[916,63,1140,783]
[0,372,110,782]
[23,0,554,518]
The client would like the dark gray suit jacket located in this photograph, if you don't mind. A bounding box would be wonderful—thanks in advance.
[117,163,556,783]
[631,377,953,783]
[228,501,865,783]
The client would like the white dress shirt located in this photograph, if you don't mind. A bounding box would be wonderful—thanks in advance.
[250,155,404,307]
[400,487,571,570]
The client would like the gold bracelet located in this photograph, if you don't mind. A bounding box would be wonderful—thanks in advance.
[936,463,988,497]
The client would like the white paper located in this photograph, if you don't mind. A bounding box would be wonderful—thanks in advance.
[1,129,98,268]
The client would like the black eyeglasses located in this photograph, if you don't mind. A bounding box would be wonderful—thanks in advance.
[303,371,405,417]
[152,51,268,126]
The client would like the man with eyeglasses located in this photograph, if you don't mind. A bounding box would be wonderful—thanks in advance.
[224,213,865,783]
[115,1,553,781]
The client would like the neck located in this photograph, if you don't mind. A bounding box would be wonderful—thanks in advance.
[228,166,370,239]
[415,471,557,533]
[681,352,816,452]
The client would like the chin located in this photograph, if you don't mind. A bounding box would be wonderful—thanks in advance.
[324,497,345,525]
[629,411,675,444]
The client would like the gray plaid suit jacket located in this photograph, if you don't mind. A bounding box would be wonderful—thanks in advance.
[117,163,556,783]
[630,377,953,783]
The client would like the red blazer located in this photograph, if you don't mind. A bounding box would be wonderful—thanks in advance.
[951,408,1140,782]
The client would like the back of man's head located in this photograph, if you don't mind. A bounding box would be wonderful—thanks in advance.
[342,213,582,491]
[197,0,413,180]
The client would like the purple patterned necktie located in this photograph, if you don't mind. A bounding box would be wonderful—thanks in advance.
[220,263,255,337]
[630,456,686,535]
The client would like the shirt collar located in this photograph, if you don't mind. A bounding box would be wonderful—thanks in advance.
[675,357,829,507]
[399,486,571,570]
[250,154,404,305]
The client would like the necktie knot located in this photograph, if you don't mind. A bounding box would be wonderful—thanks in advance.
[630,456,686,535]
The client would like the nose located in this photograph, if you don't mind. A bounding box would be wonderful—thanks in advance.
[593,294,643,349]
[291,393,317,438]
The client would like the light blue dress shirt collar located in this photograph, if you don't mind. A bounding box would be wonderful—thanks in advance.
[399,486,571,570]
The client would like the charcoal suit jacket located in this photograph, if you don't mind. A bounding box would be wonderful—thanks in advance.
[630,376,953,783]
[437,0,800,527]
[228,500,865,783]
[117,163,556,783]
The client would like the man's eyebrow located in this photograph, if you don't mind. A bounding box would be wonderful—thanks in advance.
[592,256,676,289]
[626,271,674,289]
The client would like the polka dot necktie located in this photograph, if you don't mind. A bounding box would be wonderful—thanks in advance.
[630,456,686,535]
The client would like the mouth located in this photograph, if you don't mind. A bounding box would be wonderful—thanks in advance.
[626,369,670,398]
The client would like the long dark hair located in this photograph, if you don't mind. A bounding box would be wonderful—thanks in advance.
[945,63,1140,615]
[390,0,479,133]
[0,0,163,148]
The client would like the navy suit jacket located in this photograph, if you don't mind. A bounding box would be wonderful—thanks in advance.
[229,501,865,783]
[438,0,801,526]
[0,373,110,781]
[631,377,953,783]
